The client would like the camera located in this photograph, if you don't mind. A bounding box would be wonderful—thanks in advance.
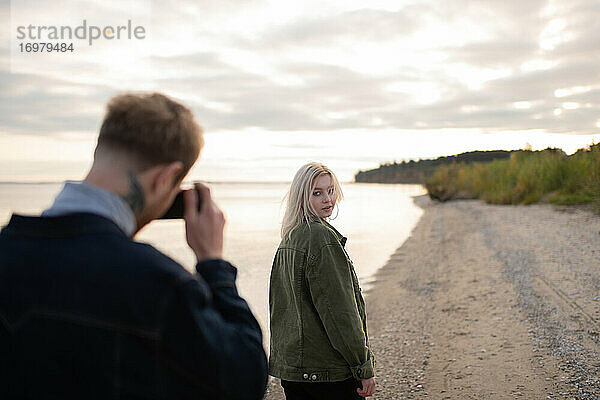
[159,188,202,219]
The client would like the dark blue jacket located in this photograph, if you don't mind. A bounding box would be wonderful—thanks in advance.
[0,213,268,399]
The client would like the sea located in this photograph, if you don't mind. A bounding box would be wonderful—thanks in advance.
[0,182,425,347]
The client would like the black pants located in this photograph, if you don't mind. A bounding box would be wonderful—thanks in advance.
[281,378,362,400]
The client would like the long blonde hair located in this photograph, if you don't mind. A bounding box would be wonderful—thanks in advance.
[281,162,343,239]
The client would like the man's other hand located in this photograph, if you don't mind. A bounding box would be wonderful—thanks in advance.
[184,182,225,262]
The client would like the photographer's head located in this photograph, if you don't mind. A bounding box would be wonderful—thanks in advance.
[86,92,203,233]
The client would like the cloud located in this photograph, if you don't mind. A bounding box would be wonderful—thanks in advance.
[247,7,425,49]
[152,53,402,131]
[1,0,599,140]
[550,1,600,57]
[0,71,114,136]
[447,41,539,68]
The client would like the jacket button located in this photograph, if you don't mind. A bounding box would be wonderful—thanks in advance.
[303,373,309,379]
[311,374,317,381]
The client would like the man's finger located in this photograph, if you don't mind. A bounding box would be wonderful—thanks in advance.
[183,188,198,219]
[194,182,210,200]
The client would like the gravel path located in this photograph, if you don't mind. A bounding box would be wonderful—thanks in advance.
[265,197,600,399]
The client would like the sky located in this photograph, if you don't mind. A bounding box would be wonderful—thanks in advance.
[2,0,600,182]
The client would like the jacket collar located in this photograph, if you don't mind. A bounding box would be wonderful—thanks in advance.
[42,181,136,237]
[321,219,347,247]
[1,213,129,239]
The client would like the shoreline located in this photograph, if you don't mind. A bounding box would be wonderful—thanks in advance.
[266,195,600,399]
[365,195,600,399]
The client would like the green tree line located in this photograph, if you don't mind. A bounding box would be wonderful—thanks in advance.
[354,150,512,184]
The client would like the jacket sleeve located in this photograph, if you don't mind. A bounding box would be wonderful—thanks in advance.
[306,243,374,380]
[159,259,268,400]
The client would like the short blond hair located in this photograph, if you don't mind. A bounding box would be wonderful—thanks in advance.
[95,92,203,181]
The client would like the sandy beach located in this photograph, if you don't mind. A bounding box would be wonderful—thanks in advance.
[265,196,600,399]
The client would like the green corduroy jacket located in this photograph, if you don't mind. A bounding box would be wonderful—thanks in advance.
[269,219,374,383]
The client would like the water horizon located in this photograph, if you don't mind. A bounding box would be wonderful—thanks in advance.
[0,181,425,348]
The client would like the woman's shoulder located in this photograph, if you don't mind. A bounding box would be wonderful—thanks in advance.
[279,221,343,260]
[295,220,339,244]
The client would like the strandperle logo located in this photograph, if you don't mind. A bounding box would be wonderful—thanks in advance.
[16,20,146,45]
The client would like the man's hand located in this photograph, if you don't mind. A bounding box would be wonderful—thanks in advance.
[357,377,376,397]
[184,182,225,262]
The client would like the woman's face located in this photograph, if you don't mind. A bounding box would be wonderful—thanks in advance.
[310,174,337,219]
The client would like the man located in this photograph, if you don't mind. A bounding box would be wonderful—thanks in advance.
[0,93,268,399]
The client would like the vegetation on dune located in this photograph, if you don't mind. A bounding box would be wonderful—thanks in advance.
[354,150,512,184]
[425,144,600,209]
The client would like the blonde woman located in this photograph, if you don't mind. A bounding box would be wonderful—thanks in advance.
[269,162,376,399]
